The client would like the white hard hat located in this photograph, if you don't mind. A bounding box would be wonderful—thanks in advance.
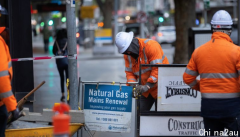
[115,32,133,53]
[211,10,233,25]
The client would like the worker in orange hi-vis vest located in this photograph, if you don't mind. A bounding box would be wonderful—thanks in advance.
[0,27,21,136]
[183,10,240,136]
[115,31,169,112]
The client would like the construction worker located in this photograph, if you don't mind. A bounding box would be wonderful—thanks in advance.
[183,10,240,136]
[115,32,169,111]
[0,27,21,136]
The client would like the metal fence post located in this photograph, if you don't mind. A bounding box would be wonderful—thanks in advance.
[66,1,78,136]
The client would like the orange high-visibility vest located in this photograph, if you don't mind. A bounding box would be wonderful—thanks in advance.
[125,38,169,99]
[183,32,240,99]
[0,27,17,112]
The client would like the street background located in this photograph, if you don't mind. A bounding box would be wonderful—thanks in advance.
[1,0,238,136]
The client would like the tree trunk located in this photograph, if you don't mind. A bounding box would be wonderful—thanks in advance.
[173,0,196,64]
[96,0,113,28]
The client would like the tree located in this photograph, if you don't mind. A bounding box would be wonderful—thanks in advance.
[174,0,196,64]
[96,0,113,28]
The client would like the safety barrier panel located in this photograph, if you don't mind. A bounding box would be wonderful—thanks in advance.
[138,64,202,137]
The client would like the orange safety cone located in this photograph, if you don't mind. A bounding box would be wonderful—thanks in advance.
[52,103,71,137]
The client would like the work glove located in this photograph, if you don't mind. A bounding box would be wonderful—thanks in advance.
[135,85,150,94]
[11,108,22,121]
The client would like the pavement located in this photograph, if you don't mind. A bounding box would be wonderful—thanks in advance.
[31,34,175,137]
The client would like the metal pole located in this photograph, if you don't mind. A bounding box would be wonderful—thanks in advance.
[234,0,237,20]
[204,10,207,27]
[77,77,82,137]
[114,0,119,54]
[140,0,145,38]
[238,0,240,45]
[66,1,78,137]
[66,0,78,108]
[136,64,142,137]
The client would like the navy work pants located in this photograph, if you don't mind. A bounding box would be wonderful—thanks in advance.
[140,94,157,112]
[44,39,49,53]
[57,63,68,94]
[0,105,8,137]
[203,117,239,137]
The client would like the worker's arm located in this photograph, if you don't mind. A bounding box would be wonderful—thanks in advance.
[146,41,169,87]
[0,40,17,112]
[183,51,200,91]
[52,41,57,56]
[124,55,137,86]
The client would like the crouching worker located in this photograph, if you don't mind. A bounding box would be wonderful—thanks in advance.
[115,31,169,111]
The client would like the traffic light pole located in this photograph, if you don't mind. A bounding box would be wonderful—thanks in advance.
[114,0,119,54]
[66,0,78,132]
[140,0,145,38]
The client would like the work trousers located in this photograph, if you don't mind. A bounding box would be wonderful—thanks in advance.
[0,105,8,137]
[140,94,157,112]
[44,39,49,53]
[203,117,240,137]
[57,64,69,94]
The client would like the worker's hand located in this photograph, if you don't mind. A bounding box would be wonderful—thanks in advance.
[135,85,150,94]
[11,108,22,121]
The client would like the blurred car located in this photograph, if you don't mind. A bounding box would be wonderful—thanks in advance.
[121,23,150,38]
[155,26,176,44]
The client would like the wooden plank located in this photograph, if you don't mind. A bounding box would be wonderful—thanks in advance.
[19,108,84,123]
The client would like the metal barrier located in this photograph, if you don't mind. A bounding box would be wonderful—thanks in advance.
[138,64,202,137]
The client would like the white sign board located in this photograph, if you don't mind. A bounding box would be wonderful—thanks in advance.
[158,66,201,111]
[84,84,132,132]
[140,116,204,136]
[144,0,155,12]
[71,0,75,7]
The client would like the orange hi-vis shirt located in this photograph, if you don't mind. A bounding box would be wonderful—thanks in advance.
[0,27,17,112]
[124,38,169,99]
[183,32,240,99]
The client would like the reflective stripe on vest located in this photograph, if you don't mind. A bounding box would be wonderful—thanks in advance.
[125,55,132,72]
[143,47,148,63]
[0,70,8,77]
[8,62,12,68]
[0,90,13,99]
[188,80,197,88]
[150,76,157,82]
[144,39,151,44]
[134,67,152,76]
[143,39,151,63]
[201,92,240,99]
[185,68,199,76]
[238,70,240,75]
[200,73,238,79]
[125,67,132,72]
[128,78,137,82]
[150,55,166,64]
